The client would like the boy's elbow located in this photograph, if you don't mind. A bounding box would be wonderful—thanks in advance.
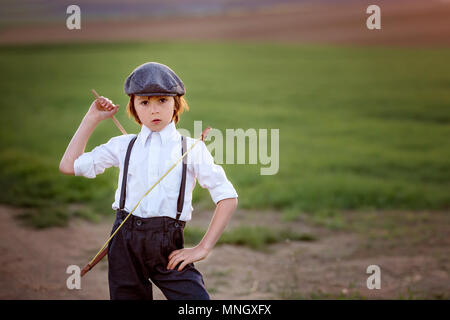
[218,197,238,208]
[59,160,75,175]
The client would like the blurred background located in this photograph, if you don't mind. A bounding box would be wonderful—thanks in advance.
[0,0,449,299]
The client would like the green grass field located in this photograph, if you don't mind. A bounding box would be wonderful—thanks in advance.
[0,41,449,227]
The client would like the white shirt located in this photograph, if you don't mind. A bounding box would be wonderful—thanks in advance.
[74,121,238,221]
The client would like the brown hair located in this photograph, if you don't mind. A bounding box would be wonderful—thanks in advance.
[126,94,189,126]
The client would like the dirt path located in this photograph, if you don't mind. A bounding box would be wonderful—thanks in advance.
[0,205,448,299]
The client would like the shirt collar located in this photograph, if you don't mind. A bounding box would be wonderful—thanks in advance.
[139,120,178,147]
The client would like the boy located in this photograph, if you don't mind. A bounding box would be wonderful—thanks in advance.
[59,62,238,300]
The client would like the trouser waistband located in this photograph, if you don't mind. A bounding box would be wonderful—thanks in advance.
[115,209,186,232]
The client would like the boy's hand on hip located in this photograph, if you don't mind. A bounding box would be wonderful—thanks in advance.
[167,245,210,271]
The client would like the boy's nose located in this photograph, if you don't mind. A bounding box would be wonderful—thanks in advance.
[150,104,159,113]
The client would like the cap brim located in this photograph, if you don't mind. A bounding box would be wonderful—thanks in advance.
[133,92,178,97]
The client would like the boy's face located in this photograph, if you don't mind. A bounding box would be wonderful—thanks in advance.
[134,95,175,131]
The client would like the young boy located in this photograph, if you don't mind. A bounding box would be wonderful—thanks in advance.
[59,62,238,300]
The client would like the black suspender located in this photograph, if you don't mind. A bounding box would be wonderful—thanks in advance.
[176,136,187,221]
[119,135,137,211]
[119,135,187,221]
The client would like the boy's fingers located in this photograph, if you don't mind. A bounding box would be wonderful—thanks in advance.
[98,100,118,111]
[174,258,186,271]
[178,260,189,272]
[168,249,179,260]
[168,254,184,270]
[169,254,181,268]
[97,97,116,108]
[96,100,105,110]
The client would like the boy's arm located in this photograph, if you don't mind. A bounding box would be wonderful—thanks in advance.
[59,96,119,175]
[197,197,238,252]
[167,140,239,271]
[167,197,238,271]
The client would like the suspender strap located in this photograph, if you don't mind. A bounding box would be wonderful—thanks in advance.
[176,136,187,221]
[119,135,138,211]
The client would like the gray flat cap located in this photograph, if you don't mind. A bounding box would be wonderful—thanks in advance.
[124,62,185,96]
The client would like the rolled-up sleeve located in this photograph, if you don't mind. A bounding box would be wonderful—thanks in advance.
[74,135,125,179]
[192,140,238,204]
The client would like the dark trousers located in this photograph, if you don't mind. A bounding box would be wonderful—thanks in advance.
[107,210,210,300]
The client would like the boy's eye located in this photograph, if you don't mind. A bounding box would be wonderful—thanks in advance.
[159,98,166,103]
[141,100,148,105]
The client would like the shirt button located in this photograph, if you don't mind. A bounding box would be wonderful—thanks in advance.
[136,220,142,226]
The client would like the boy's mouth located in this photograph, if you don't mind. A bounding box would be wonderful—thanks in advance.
[152,119,161,124]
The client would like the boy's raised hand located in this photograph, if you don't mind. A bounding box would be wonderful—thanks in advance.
[87,96,120,122]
